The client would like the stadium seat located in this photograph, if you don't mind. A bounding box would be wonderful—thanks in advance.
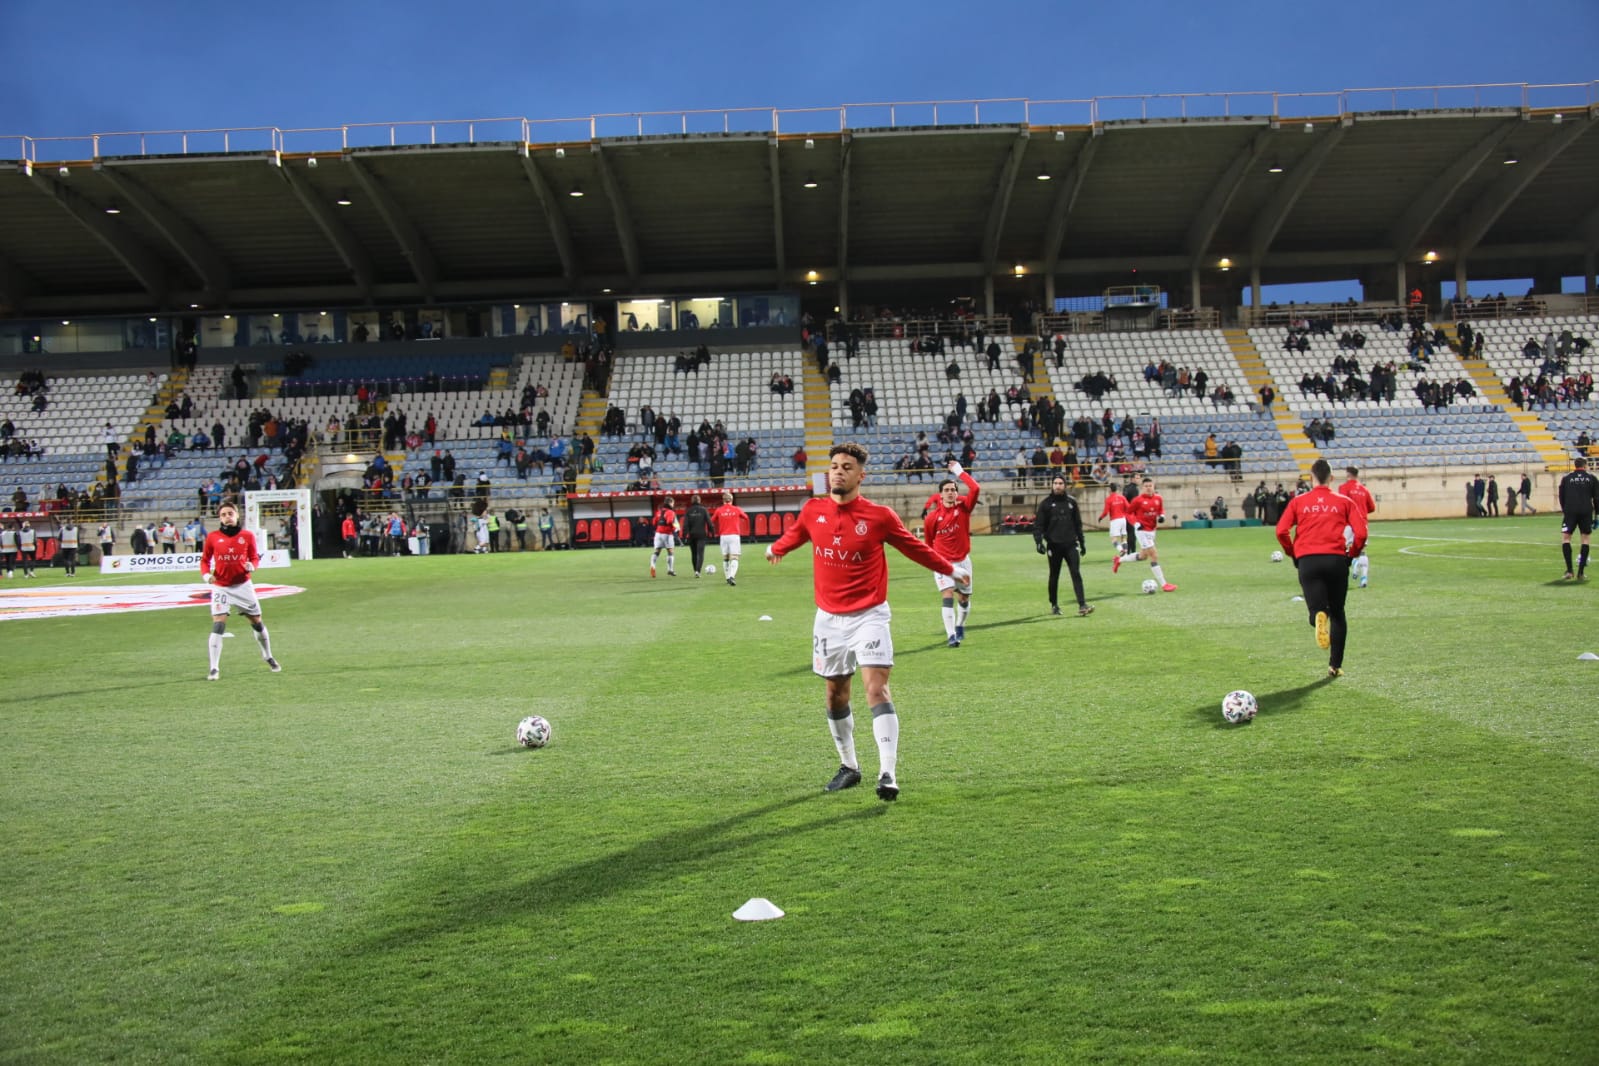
[602,518,618,543]
[782,512,797,533]
[754,512,768,537]
[617,517,631,542]
[574,519,590,542]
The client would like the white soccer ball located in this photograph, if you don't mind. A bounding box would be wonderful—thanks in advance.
[704,564,716,574]
[516,715,551,748]
[1270,550,1284,563]
[1141,578,1158,595]
[1221,690,1258,724]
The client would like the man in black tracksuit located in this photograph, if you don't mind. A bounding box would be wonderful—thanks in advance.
[682,494,713,577]
[1034,475,1094,617]
[1557,457,1598,580]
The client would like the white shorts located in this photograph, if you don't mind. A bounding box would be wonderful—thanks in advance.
[1107,517,1127,538]
[933,554,972,593]
[719,534,742,557]
[1134,528,1157,552]
[210,580,262,618]
[653,531,676,550]
[812,602,893,677]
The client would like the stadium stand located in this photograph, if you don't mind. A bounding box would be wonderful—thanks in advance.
[1468,313,1598,461]
[1,371,159,507]
[590,347,808,491]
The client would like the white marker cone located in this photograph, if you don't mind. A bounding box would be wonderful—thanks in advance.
[733,897,784,921]
[1578,652,1599,661]
[1290,596,1304,602]
[758,615,773,622]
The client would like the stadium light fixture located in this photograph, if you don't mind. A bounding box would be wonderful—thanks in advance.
[307,157,317,167]
[1552,113,1564,124]
[804,138,815,149]
[554,148,566,159]
[1267,160,1284,174]
[61,320,70,326]
[803,176,819,188]
[1303,122,1314,133]
[1014,263,1025,276]
[335,193,353,206]
[602,288,612,293]
[569,184,585,197]
[1501,151,1518,165]
[104,203,121,214]
[1035,168,1051,181]
[1218,258,1233,271]
[58,165,69,177]
[1054,130,1065,142]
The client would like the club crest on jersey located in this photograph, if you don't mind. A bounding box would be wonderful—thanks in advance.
[854,520,868,536]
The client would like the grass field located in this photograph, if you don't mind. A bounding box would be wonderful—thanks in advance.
[2,515,1596,1064]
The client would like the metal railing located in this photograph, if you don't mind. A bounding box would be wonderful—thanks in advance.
[7,81,1595,164]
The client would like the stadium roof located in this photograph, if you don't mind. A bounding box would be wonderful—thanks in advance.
[1,84,1596,316]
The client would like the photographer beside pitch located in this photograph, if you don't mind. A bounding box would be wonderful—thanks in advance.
[766,443,970,802]
[1276,459,1368,677]
[201,502,281,681]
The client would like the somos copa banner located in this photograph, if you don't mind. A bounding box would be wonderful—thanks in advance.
[100,550,292,575]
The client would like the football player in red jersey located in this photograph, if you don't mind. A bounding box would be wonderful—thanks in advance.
[200,502,280,680]
[1115,477,1176,590]
[1277,459,1368,677]
[648,495,680,578]
[1098,484,1131,561]
[709,491,751,586]
[1340,465,1376,588]
[923,460,981,646]
[767,443,969,802]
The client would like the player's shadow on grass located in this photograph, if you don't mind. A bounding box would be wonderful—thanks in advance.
[1188,675,1335,729]
[353,792,881,956]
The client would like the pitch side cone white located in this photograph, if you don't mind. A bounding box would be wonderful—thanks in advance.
[758,615,773,621]
[733,897,784,921]
[1579,652,1599,661]
[1290,596,1304,602]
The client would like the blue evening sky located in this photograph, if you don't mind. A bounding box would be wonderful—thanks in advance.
[2,0,1594,299]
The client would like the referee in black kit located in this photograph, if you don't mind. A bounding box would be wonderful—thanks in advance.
[1558,456,1598,581]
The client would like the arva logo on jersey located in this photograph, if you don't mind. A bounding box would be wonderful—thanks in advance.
[813,546,867,564]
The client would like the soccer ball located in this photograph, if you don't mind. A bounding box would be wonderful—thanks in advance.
[1221,690,1258,724]
[1141,578,1158,595]
[516,715,551,748]
[704,564,716,574]
[1270,550,1284,563]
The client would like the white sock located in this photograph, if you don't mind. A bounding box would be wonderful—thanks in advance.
[828,711,858,769]
[666,552,675,572]
[1151,564,1167,585]
[1120,552,1140,563]
[872,703,899,780]
[941,604,956,638]
[208,633,223,671]
[727,557,738,579]
[957,602,970,627]
[650,551,658,568]
[254,625,273,660]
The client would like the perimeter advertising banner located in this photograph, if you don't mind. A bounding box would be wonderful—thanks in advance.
[99,550,292,575]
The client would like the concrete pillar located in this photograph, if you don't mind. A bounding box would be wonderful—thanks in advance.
[1396,260,1407,307]
[983,275,994,318]
[1044,272,1055,311]
[1455,260,1468,301]
[1189,267,1201,311]
[1585,251,1596,296]
[837,279,849,324]
[1250,264,1261,309]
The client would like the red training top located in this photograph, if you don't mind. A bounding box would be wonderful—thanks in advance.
[1276,485,1368,558]
[202,527,260,587]
[769,494,953,614]
[710,503,750,537]
[1126,492,1164,532]
[652,507,679,534]
[1099,491,1129,522]
[1339,478,1376,515]
[923,471,980,561]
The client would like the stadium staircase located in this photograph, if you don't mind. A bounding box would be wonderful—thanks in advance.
[97,368,191,496]
[1224,327,1317,472]
[486,365,511,391]
[1442,326,1568,471]
[800,353,833,481]
[572,388,609,492]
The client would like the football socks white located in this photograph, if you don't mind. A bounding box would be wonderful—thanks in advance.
[252,623,274,661]
[726,557,738,580]
[871,702,899,781]
[827,707,858,770]
[941,603,957,638]
[957,601,970,627]
[1151,564,1167,586]
[207,633,223,672]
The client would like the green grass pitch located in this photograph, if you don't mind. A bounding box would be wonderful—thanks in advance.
[2,515,1596,1064]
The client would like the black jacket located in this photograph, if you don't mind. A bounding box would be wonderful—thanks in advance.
[683,505,712,539]
[1034,492,1086,551]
